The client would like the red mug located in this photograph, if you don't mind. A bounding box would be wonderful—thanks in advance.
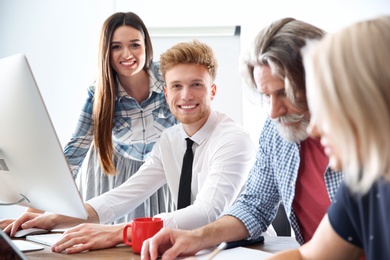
[123,217,164,254]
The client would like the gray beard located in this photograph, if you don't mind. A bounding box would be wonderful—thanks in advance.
[273,114,309,143]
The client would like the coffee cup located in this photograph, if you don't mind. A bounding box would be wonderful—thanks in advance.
[123,217,164,254]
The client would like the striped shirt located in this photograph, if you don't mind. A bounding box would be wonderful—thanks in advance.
[63,62,177,178]
[223,118,343,245]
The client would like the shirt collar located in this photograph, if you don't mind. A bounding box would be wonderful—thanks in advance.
[116,79,128,100]
[181,110,217,146]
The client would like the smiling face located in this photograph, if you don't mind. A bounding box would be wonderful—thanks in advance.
[110,25,146,80]
[164,63,216,136]
[254,65,310,142]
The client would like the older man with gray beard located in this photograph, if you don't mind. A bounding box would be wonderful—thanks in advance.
[141,17,344,260]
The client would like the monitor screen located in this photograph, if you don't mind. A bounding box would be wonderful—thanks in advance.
[0,54,87,219]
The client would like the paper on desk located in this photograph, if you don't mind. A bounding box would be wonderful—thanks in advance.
[181,247,273,259]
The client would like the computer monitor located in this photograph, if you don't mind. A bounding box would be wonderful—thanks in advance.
[0,53,87,219]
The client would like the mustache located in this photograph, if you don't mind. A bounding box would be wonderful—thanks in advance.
[272,113,305,125]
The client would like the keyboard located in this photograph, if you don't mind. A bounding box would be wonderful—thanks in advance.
[12,240,44,252]
[26,233,63,246]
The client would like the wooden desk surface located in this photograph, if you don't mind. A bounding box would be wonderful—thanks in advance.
[24,236,299,259]
[25,244,137,260]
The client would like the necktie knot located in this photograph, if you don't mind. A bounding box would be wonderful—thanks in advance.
[185,138,194,150]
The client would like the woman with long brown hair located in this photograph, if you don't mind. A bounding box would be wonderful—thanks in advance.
[64,12,176,223]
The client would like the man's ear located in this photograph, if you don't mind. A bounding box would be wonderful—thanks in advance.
[210,84,217,100]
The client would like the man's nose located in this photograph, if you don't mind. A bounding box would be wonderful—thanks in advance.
[268,96,287,119]
[181,87,193,100]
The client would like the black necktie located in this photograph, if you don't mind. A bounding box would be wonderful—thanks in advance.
[177,138,194,209]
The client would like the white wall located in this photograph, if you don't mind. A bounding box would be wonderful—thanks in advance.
[1,0,389,217]
[1,0,389,146]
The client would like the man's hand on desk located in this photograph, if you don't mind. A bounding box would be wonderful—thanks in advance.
[51,223,123,254]
[4,203,100,238]
[0,218,14,230]
[4,212,59,237]
[141,227,204,260]
[0,207,44,230]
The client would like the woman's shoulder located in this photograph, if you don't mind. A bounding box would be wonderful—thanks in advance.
[150,62,164,81]
[87,82,97,93]
[149,62,165,93]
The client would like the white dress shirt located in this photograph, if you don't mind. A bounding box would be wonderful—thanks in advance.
[87,110,256,230]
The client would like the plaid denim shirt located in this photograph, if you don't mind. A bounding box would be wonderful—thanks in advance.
[223,118,343,245]
[63,63,177,178]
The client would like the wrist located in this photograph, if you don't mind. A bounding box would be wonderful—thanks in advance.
[193,227,211,249]
[46,213,61,229]
[114,224,126,245]
[45,213,79,229]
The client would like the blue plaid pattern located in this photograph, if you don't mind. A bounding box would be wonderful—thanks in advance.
[223,118,343,245]
[64,62,177,177]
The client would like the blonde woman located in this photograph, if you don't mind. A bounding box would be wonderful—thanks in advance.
[268,15,390,260]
